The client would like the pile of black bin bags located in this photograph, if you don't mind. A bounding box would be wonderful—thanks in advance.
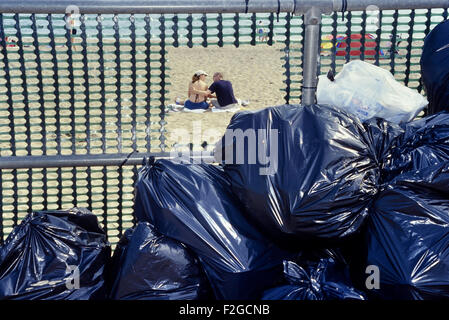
[363,112,449,299]
[133,159,289,300]
[108,222,211,300]
[131,104,449,300]
[262,249,366,300]
[214,104,379,245]
[3,104,449,300]
[0,208,111,299]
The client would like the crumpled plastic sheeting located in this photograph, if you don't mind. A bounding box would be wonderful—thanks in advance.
[383,112,449,180]
[420,19,449,115]
[317,60,427,123]
[263,249,365,300]
[366,162,449,299]
[109,222,211,300]
[215,104,379,245]
[0,208,111,300]
[133,159,287,300]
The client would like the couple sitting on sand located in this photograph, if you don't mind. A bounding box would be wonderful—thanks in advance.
[180,70,244,111]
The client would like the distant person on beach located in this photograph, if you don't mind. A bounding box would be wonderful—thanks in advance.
[182,70,210,110]
[207,72,240,110]
[0,25,18,49]
[258,20,268,42]
[179,71,248,111]
[65,13,77,51]
[0,36,17,49]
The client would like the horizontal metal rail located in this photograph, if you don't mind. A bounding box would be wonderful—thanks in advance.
[0,0,297,14]
[0,0,448,14]
[0,153,215,169]
[340,0,449,11]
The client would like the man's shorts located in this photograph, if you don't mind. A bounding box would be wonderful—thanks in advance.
[211,99,240,109]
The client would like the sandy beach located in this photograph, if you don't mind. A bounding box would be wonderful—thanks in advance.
[164,43,289,150]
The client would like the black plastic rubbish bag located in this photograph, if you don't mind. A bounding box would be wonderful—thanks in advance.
[362,117,404,169]
[215,104,378,245]
[0,208,111,300]
[420,19,449,115]
[109,222,211,300]
[383,112,449,180]
[134,159,287,300]
[365,162,449,299]
[263,249,365,300]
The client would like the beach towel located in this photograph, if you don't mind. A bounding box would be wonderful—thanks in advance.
[166,103,241,114]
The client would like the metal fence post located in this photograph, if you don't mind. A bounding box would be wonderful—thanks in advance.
[301,6,322,105]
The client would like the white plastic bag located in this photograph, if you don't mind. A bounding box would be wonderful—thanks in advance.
[317,60,428,124]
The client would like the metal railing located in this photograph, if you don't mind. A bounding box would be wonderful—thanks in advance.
[1,0,448,13]
[0,0,447,244]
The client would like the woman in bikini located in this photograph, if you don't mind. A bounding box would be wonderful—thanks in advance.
[183,70,210,110]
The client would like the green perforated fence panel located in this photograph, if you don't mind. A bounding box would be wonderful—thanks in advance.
[0,9,447,245]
